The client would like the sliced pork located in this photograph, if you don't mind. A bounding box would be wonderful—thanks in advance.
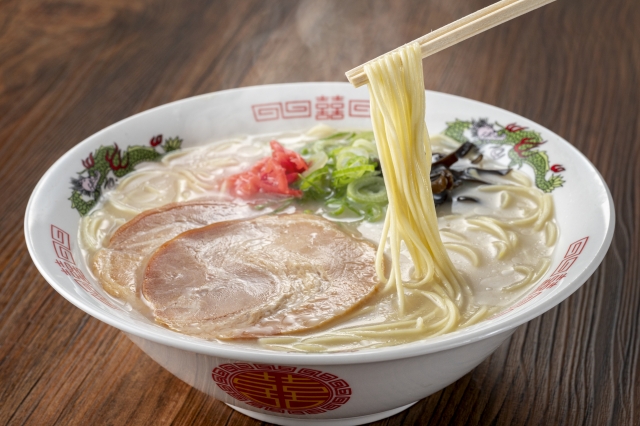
[142,213,379,338]
[91,199,266,298]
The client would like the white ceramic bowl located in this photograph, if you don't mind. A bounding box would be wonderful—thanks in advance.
[25,83,614,426]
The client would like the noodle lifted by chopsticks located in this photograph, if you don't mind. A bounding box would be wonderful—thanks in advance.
[365,42,471,314]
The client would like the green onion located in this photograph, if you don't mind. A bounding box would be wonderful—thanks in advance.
[347,176,387,204]
[364,204,384,221]
[332,165,376,187]
[312,140,341,154]
[298,167,333,201]
[322,132,355,140]
[350,131,374,141]
[351,138,378,156]
[296,130,389,222]
[335,147,369,169]
[302,151,329,177]
[271,198,294,214]
[325,198,346,216]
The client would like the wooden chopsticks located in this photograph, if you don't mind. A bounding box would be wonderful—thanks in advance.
[345,0,557,88]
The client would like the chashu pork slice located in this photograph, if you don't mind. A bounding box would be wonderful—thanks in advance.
[92,199,266,299]
[142,213,380,339]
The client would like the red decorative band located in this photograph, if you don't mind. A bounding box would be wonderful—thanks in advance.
[252,101,312,122]
[492,236,589,318]
[51,225,121,310]
[251,97,372,122]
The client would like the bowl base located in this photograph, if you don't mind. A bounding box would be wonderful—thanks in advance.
[226,402,417,426]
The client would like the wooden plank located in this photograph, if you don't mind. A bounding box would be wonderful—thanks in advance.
[1,0,639,425]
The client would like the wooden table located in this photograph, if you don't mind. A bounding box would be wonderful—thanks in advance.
[1,0,637,424]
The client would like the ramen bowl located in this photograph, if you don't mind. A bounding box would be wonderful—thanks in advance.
[25,83,614,426]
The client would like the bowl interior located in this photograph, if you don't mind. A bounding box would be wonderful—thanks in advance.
[25,82,614,364]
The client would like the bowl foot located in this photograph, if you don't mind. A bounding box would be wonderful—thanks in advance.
[225,401,417,426]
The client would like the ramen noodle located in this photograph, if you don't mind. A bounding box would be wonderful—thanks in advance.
[365,42,468,324]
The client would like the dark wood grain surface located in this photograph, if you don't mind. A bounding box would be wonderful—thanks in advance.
[1,0,638,424]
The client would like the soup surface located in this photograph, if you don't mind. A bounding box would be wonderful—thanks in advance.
[80,125,557,352]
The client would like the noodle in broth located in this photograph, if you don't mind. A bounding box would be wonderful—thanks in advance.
[79,44,556,351]
[79,131,556,352]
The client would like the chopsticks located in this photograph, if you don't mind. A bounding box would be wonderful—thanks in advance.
[346,0,557,88]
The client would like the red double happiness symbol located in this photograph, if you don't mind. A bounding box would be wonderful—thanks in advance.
[212,363,351,415]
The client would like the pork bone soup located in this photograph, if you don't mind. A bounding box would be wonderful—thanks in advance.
[79,124,557,352]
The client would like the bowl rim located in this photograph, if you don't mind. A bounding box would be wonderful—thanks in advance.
[24,82,615,365]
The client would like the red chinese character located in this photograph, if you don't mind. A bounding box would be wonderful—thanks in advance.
[315,96,344,120]
[55,260,87,282]
[540,273,566,290]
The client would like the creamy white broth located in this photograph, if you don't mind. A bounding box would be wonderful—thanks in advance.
[79,125,556,352]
